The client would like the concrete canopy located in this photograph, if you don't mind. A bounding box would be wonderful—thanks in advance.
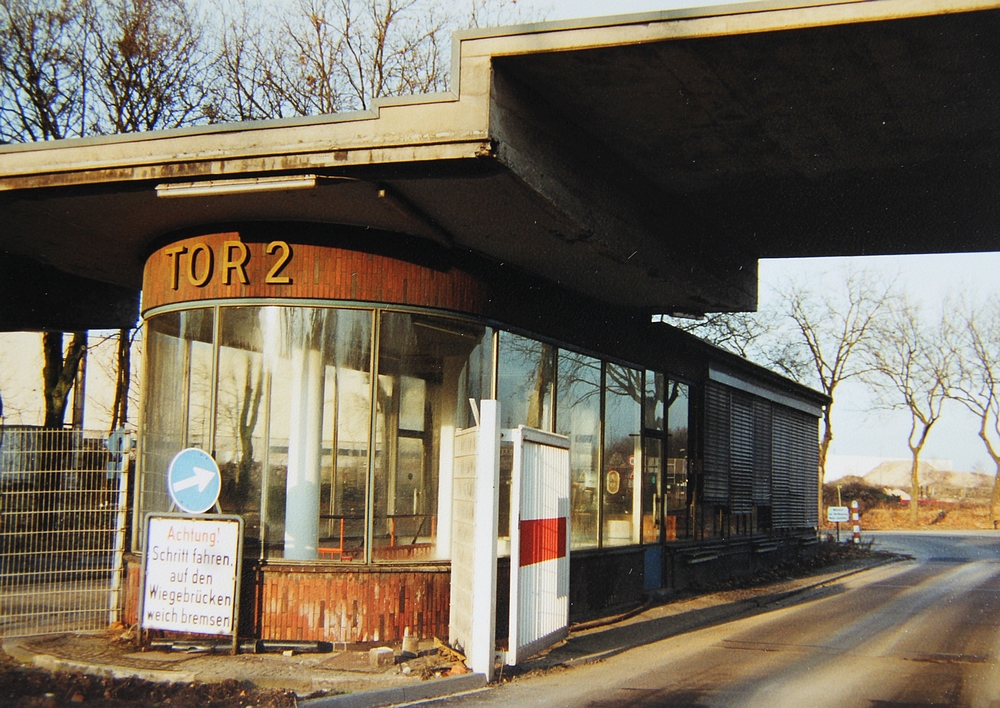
[1,0,999,330]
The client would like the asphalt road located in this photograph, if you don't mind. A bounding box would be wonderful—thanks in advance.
[430,531,1000,707]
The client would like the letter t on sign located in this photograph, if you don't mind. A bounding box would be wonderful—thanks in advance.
[165,246,188,290]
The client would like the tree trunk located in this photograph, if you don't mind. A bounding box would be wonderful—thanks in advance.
[991,462,1000,529]
[42,331,88,429]
[110,328,132,431]
[818,407,833,529]
[909,453,920,526]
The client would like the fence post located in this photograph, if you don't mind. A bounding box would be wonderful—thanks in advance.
[108,430,132,625]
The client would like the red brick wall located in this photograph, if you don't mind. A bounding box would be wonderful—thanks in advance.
[124,557,450,643]
[256,565,450,643]
[142,231,487,315]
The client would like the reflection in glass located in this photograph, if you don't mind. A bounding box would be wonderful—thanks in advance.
[496,333,555,545]
[603,363,642,547]
[263,308,372,560]
[497,333,554,431]
[556,351,601,549]
[216,308,266,549]
[375,313,491,561]
[666,380,690,540]
[137,309,215,543]
[641,371,664,543]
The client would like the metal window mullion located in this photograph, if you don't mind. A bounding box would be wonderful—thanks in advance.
[364,308,381,566]
[132,319,148,553]
[597,360,606,549]
[208,304,221,456]
[259,366,273,561]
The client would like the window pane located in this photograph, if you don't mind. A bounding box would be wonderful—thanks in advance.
[644,371,664,431]
[603,364,642,547]
[375,313,491,562]
[496,332,555,545]
[497,332,554,431]
[216,307,267,553]
[262,307,372,561]
[556,351,601,550]
[642,436,661,544]
[136,309,214,546]
[666,380,690,540]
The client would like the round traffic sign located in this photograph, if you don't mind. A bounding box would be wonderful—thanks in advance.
[167,448,222,514]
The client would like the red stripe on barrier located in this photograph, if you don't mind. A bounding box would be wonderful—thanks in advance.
[519,517,567,567]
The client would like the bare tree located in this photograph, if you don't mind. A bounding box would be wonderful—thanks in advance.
[0,0,96,142]
[866,298,954,526]
[778,270,897,492]
[91,0,212,133]
[212,0,530,120]
[209,0,292,121]
[42,331,87,428]
[948,295,1000,527]
[659,311,775,362]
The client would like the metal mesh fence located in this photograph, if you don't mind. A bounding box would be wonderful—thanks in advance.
[0,427,130,638]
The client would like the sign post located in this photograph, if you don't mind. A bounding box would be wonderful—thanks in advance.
[141,448,243,654]
[140,514,243,654]
[827,505,850,542]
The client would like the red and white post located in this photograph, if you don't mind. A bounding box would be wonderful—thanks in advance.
[851,500,861,545]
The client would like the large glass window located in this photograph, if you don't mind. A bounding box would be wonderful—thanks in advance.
[497,333,555,432]
[602,364,642,547]
[137,309,215,529]
[374,313,492,562]
[138,302,694,561]
[259,307,373,560]
[496,333,555,545]
[556,351,601,549]
[666,380,690,540]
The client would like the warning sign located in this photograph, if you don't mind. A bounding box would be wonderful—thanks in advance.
[141,515,242,636]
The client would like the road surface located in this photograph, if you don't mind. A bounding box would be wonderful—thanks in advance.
[431,531,1000,707]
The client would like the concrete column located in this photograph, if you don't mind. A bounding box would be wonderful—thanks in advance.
[434,357,464,560]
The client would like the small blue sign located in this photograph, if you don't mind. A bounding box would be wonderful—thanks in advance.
[167,448,222,514]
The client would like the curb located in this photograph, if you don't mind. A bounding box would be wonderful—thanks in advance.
[300,673,489,708]
[2,640,196,685]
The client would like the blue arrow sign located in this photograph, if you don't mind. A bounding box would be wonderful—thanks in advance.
[167,448,222,514]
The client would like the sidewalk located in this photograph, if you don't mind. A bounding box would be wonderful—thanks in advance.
[2,555,899,708]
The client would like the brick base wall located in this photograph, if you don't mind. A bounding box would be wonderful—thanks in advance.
[124,558,450,644]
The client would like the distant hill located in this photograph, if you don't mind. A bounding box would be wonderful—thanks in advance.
[863,460,992,501]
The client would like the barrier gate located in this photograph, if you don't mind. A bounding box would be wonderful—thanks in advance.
[507,426,570,666]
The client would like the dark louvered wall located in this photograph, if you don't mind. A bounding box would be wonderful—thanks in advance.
[703,380,819,530]
[703,383,730,504]
[729,392,754,514]
[753,399,773,505]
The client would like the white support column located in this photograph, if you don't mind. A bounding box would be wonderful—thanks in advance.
[284,346,325,560]
[468,399,500,679]
[435,358,463,560]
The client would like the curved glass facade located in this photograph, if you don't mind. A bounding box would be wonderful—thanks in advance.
[136,301,693,563]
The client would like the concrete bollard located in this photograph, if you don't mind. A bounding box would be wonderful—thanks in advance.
[369,646,395,669]
[401,627,419,658]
